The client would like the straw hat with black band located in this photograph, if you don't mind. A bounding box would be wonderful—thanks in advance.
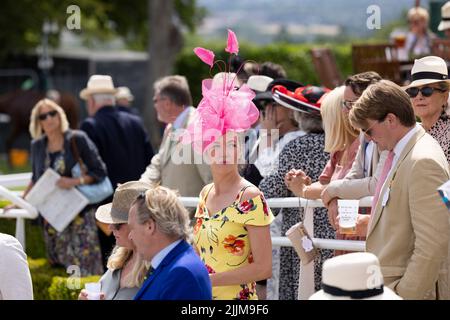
[309,252,402,300]
[438,2,450,31]
[405,55,450,89]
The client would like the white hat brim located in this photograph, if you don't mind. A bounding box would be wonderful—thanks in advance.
[80,87,119,100]
[438,20,450,31]
[309,287,402,300]
[404,78,450,89]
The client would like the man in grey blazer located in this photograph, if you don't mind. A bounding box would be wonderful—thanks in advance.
[140,75,212,200]
[349,80,450,300]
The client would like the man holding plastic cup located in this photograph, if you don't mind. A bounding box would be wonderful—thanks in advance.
[348,80,449,300]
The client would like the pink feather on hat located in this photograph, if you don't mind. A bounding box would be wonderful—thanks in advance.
[193,47,215,68]
[183,30,259,154]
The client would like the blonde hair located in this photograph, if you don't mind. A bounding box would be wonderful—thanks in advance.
[107,246,149,288]
[29,99,69,139]
[408,6,429,23]
[321,86,359,153]
[133,186,192,243]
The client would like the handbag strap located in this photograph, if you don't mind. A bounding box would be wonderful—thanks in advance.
[70,135,87,176]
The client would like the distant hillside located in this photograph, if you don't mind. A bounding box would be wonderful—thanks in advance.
[197,0,436,43]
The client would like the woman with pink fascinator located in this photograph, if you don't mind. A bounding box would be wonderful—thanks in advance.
[184,30,274,300]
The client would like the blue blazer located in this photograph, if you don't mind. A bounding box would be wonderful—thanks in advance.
[134,240,212,300]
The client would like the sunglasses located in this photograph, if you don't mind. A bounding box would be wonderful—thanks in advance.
[111,223,125,231]
[405,86,446,98]
[361,115,387,137]
[38,110,58,121]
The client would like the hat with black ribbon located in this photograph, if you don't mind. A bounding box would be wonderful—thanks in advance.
[309,252,402,300]
[406,56,450,88]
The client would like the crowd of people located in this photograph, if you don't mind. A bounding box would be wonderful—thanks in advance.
[2,8,450,300]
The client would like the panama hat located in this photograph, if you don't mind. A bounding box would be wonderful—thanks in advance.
[115,86,134,101]
[438,2,450,31]
[95,181,152,224]
[80,75,118,100]
[309,252,402,300]
[406,56,450,88]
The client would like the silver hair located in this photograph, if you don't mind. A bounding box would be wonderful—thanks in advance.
[294,111,323,133]
[92,93,116,106]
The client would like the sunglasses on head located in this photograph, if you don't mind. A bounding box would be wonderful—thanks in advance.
[405,86,446,98]
[38,110,58,121]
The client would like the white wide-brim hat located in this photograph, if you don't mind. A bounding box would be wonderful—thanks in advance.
[247,75,274,92]
[115,86,134,101]
[80,75,118,100]
[308,252,402,300]
[406,56,450,88]
[438,2,450,31]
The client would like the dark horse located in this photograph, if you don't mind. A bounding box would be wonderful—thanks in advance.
[0,89,79,164]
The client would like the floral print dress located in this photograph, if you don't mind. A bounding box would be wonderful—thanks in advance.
[194,184,274,300]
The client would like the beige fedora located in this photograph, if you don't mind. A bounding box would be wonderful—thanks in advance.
[115,86,134,101]
[95,181,152,224]
[438,2,450,31]
[80,75,118,100]
[406,56,450,88]
[309,252,402,300]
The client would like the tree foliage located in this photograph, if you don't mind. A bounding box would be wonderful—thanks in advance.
[0,0,205,57]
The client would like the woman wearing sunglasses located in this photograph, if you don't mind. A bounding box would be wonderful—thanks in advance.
[23,99,107,275]
[405,56,450,164]
[79,181,150,300]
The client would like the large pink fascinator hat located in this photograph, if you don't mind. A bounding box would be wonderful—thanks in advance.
[183,30,260,153]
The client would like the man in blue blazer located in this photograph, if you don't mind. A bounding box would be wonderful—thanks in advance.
[128,186,212,300]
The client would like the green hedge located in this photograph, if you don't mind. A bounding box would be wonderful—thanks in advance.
[175,42,352,105]
[0,218,46,259]
[28,258,67,300]
[49,275,102,300]
[28,258,102,300]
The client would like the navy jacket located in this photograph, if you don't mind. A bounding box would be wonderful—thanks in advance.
[80,106,154,193]
[30,130,107,183]
[134,240,212,300]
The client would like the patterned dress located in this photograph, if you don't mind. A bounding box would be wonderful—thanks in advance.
[31,131,105,276]
[193,184,274,300]
[428,113,450,164]
[259,133,332,300]
[43,151,104,276]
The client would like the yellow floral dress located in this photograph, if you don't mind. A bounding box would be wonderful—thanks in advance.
[194,184,274,300]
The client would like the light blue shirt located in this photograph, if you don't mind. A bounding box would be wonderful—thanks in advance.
[172,107,191,130]
[150,239,182,270]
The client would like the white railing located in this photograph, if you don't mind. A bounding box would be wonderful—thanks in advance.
[0,173,369,300]
[180,195,370,300]
[0,185,38,249]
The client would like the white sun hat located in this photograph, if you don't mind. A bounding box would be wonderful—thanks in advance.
[309,252,402,300]
[115,86,134,101]
[405,56,450,88]
[80,75,118,100]
[438,2,450,31]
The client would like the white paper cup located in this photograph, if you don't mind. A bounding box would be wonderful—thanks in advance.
[85,282,101,300]
[337,199,359,235]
